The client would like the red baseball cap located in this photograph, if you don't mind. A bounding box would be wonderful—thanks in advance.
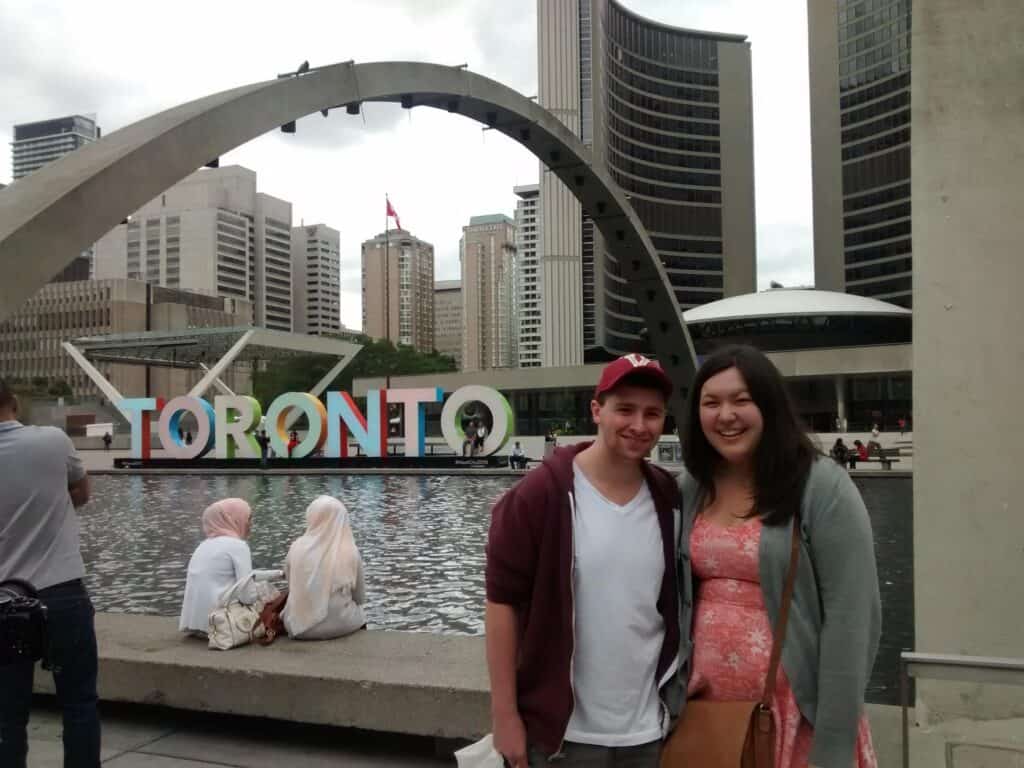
[594,354,673,399]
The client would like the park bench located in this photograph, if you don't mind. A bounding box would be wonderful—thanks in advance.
[851,447,902,470]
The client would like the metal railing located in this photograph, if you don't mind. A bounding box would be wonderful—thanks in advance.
[900,651,1024,768]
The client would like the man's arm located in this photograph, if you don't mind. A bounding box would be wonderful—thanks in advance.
[485,480,542,768]
[486,600,527,768]
[68,474,91,508]
[64,433,90,508]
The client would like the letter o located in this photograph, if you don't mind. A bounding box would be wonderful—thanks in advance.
[158,396,216,459]
[440,385,514,457]
[264,393,327,459]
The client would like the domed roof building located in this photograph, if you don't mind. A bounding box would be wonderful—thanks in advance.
[354,288,913,438]
[683,288,911,354]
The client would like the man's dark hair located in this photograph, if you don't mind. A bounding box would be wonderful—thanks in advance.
[0,377,16,412]
[681,345,817,526]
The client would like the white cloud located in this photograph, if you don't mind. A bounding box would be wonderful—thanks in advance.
[1,0,814,329]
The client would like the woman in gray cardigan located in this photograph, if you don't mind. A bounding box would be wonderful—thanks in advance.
[676,345,881,768]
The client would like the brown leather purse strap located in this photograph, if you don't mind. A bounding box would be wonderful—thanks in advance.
[760,513,801,708]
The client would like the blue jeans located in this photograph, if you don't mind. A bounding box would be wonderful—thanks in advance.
[0,579,101,768]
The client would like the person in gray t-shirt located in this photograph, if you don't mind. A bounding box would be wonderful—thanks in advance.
[0,377,100,767]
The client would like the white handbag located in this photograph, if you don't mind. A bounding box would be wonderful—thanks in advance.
[207,573,277,651]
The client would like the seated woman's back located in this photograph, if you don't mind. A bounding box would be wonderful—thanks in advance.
[283,495,366,640]
[179,498,256,634]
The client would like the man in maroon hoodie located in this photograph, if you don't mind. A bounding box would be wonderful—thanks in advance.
[486,355,683,768]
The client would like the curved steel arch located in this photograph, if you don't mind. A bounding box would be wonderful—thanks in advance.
[0,61,697,417]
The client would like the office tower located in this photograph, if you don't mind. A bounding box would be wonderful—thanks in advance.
[433,280,463,367]
[808,0,912,307]
[292,224,341,336]
[514,184,542,368]
[538,0,756,363]
[0,279,252,400]
[361,229,435,353]
[11,114,100,180]
[461,214,517,372]
[12,114,102,281]
[94,165,294,331]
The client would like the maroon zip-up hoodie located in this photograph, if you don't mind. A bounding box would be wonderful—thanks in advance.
[485,442,681,756]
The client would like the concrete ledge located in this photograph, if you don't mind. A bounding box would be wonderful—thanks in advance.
[89,467,531,477]
[38,615,1022,767]
[33,614,490,740]
[89,466,532,479]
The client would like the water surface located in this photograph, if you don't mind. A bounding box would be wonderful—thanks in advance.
[81,473,912,704]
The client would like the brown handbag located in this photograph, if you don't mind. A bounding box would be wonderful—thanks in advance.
[661,515,801,768]
[257,589,288,645]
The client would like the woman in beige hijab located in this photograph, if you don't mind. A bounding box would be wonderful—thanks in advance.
[283,495,366,640]
[179,498,282,635]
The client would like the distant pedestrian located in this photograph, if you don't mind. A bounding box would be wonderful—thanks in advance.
[287,430,300,458]
[102,431,112,451]
[850,439,869,468]
[830,437,849,466]
[256,430,270,468]
[462,420,478,457]
[897,417,906,437]
[185,430,194,446]
[509,441,528,470]
[473,421,488,456]
[871,423,880,440]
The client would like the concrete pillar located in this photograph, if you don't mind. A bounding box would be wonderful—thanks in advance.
[834,374,847,431]
[912,0,1024,731]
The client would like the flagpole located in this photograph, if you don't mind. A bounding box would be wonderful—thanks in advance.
[384,195,391,398]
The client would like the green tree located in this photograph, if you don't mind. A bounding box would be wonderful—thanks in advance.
[47,379,73,397]
[253,334,456,405]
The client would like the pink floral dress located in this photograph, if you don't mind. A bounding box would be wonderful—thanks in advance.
[687,514,878,768]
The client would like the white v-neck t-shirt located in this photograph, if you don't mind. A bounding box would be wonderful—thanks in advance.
[564,464,667,747]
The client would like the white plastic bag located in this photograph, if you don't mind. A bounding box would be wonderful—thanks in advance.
[454,734,504,768]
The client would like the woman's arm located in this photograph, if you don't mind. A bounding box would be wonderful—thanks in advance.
[253,568,284,581]
[226,542,265,604]
[807,469,882,767]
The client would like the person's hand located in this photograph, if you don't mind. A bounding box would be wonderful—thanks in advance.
[492,709,528,768]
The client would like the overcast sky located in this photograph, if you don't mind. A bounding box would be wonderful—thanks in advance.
[0,0,813,330]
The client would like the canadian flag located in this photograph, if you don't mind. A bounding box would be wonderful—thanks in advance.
[386,198,402,231]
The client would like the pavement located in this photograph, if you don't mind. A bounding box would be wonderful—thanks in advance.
[26,703,449,767]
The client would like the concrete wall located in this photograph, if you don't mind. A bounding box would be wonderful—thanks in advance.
[537,0,584,367]
[94,224,127,280]
[806,0,845,292]
[912,0,1024,740]
[717,40,758,297]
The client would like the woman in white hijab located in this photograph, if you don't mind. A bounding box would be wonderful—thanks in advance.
[282,495,366,640]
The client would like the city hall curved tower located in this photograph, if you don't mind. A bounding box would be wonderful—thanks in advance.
[539,0,756,364]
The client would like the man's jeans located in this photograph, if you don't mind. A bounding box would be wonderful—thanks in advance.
[529,740,661,768]
[0,579,101,768]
